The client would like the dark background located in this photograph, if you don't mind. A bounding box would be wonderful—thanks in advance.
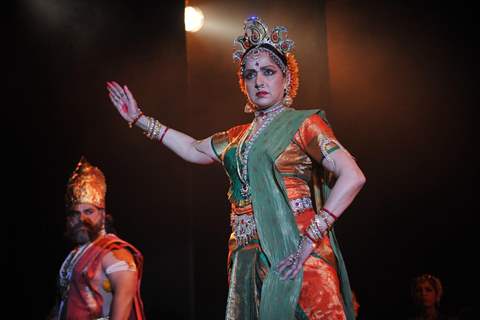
[14,0,475,319]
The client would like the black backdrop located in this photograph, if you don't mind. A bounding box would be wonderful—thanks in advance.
[14,0,475,319]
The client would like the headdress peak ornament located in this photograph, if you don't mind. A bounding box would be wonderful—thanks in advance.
[65,156,106,209]
[233,16,295,63]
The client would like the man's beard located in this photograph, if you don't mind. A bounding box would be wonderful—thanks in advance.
[66,220,104,245]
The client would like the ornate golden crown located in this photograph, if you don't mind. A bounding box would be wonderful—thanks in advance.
[233,16,295,63]
[65,156,106,209]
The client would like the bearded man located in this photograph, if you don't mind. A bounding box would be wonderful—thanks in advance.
[48,157,145,320]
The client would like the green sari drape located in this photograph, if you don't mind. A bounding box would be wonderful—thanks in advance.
[226,108,355,320]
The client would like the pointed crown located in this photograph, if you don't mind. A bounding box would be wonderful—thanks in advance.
[233,16,295,63]
[65,156,106,209]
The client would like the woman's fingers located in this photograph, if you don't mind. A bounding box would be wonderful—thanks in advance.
[109,87,125,103]
[109,91,123,108]
[107,82,127,102]
[288,262,302,279]
[110,81,124,93]
[107,85,122,103]
[109,93,126,114]
[124,85,134,103]
[283,262,298,280]
[106,81,139,122]
[108,92,121,109]
[123,85,138,111]
[107,82,132,114]
[277,246,311,280]
[277,255,299,280]
[276,256,292,274]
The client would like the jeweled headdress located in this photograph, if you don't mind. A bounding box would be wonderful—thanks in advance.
[65,156,106,209]
[232,16,295,64]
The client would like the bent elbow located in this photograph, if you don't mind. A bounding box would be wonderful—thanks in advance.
[355,171,366,189]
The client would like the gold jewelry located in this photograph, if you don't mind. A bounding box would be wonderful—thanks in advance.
[244,101,255,113]
[144,116,154,138]
[282,87,293,107]
[282,94,293,107]
[143,117,165,140]
[129,111,144,128]
[233,17,294,63]
[318,209,333,230]
[151,120,162,140]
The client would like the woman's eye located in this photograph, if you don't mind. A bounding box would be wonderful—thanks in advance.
[245,72,256,80]
[264,69,275,76]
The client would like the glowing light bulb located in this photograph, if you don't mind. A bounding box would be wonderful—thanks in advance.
[184,6,204,32]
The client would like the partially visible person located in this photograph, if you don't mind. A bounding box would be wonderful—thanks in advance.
[352,290,360,318]
[408,274,457,320]
[47,157,145,320]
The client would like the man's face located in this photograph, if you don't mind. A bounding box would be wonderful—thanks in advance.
[66,203,105,245]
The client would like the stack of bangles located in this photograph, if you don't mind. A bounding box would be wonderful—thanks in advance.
[128,111,169,144]
[305,207,338,244]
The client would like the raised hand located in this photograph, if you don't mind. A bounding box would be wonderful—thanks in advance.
[106,81,142,125]
[276,236,315,280]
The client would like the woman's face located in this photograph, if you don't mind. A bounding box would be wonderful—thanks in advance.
[415,281,438,308]
[243,51,286,110]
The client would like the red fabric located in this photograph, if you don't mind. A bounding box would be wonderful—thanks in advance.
[65,234,145,319]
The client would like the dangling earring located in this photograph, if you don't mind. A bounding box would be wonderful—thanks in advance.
[282,88,293,107]
[244,100,255,113]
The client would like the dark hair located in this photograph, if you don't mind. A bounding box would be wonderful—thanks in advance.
[105,213,116,234]
[243,43,288,66]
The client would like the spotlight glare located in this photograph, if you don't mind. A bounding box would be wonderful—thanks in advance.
[185,6,204,32]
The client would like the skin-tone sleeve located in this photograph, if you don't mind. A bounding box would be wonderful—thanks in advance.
[102,248,139,320]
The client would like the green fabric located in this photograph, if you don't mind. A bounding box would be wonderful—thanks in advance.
[248,108,318,320]
[295,305,310,320]
[226,248,260,319]
[224,108,355,319]
[327,144,340,154]
[224,147,247,204]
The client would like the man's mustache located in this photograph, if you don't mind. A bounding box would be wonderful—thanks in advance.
[70,221,95,233]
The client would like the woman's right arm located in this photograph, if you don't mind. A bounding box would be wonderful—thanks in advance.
[107,81,218,165]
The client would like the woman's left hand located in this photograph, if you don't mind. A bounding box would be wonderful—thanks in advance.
[276,236,315,280]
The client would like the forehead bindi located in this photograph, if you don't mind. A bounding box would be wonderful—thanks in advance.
[244,53,279,70]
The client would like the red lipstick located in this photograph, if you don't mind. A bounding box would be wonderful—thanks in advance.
[256,91,269,97]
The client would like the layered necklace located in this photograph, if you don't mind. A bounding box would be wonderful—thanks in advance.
[236,102,286,198]
[57,241,93,315]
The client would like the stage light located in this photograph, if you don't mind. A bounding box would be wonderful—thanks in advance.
[185,6,204,32]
